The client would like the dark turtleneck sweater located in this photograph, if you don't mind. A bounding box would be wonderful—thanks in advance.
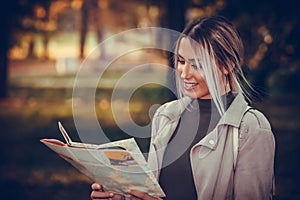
[159,92,234,200]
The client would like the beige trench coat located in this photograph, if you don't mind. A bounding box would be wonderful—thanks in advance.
[147,93,275,200]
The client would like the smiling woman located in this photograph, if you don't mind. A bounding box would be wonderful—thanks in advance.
[90,16,275,200]
[176,38,212,100]
[174,16,247,116]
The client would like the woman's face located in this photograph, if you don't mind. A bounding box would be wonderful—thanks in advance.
[176,37,211,99]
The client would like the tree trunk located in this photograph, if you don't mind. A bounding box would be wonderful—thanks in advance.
[79,0,90,59]
[0,2,14,99]
[27,34,36,59]
[91,2,106,59]
[42,32,49,60]
[0,30,8,99]
[165,0,187,33]
[165,0,187,100]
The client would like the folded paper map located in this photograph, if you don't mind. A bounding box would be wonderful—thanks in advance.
[40,122,165,198]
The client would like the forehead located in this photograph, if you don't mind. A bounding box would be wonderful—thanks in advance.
[178,37,196,58]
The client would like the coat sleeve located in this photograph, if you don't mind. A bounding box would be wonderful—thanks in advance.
[147,103,167,178]
[234,110,275,200]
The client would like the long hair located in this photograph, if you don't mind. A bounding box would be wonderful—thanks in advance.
[175,15,250,115]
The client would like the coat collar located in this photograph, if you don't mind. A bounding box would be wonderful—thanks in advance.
[160,92,249,127]
[152,92,249,150]
[218,92,249,127]
[197,92,249,149]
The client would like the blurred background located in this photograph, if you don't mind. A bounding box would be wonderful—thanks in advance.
[0,0,299,199]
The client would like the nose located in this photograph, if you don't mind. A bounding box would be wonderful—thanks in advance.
[178,63,191,79]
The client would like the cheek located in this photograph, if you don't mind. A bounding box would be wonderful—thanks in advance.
[195,71,206,83]
[175,64,181,74]
[195,72,209,89]
[176,67,180,74]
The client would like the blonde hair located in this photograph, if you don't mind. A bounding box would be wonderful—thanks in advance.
[175,15,250,115]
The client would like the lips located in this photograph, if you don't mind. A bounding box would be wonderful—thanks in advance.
[184,81,198,90]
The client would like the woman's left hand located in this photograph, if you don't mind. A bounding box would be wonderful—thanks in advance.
[127,189,162,200]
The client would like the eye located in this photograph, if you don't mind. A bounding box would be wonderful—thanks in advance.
[191,63,198,69]
[191,63,202,70]
[177,59,185,65]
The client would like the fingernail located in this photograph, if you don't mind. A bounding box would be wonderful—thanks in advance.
[110,193,114,197]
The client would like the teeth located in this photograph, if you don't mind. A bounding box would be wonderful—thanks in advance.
[184,82,197,88]
[185,83,196,87]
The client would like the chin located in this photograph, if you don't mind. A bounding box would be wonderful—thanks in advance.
[184,91,198,99]
[185,91,211,99]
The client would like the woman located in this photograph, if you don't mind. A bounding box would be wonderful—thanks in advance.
[91,15,275,200]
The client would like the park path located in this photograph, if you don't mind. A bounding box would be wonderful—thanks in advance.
[8,59,169,89]
[9,60,57,77]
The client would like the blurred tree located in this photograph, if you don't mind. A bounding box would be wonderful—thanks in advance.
[0,1,19,99]
[0,0,54,98]
[163,0,188,99]
[220,0,300,95]
[79,0,89,59]
[30,2,52,59]
[15,0,55,59]
[165,0,187,32]
[80,0,105,59]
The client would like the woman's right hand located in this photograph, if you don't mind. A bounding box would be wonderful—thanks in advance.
[90,183,125,200]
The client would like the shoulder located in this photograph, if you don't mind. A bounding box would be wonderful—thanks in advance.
[239,107,274,145]
[242,108,272,130]
[237,108,276,168]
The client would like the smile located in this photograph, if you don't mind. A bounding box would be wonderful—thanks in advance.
[184,81,198,90]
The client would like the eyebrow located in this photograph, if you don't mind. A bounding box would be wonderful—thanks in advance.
[177,54,201,63]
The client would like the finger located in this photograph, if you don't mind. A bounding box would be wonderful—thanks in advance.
[112,194,126,200]
[91,183,103,191]
[90,191,114,199]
